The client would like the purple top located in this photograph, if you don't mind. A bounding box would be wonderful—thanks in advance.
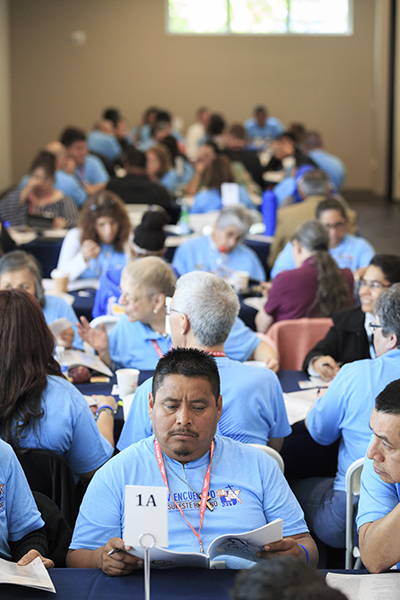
[264,256,354,322]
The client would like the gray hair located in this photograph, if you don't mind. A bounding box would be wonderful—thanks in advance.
[298,169,330,198]
[0,250,45,306]
[216,206,252,239]
[174,271,240,347]
[292,220,329,252]
[375,283,400,348]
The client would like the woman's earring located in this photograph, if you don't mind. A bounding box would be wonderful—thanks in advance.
[153,309,158,314]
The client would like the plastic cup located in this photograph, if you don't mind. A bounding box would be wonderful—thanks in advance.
[50,269,69,294]
[116,368,140,399]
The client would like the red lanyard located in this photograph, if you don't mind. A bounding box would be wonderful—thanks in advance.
[207,351,226,357]
[154,438,214,553]
[151,339,173,359]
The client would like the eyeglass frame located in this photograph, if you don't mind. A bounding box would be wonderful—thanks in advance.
[118,286,156,304]
[164,305,183,316]
[369,323,382,330]
[357,280,391,290]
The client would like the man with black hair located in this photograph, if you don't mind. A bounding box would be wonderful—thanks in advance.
[67,347,317,575]
[357,377,400,572]
[60,127,109,195]
[106,147,175,216]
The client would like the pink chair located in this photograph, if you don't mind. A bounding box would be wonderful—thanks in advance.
[267,318,333,371]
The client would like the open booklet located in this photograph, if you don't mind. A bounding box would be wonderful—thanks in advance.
[326,572,400,600]
[0,556,55,593]
[63,349,113,377]
[126,518,283,568]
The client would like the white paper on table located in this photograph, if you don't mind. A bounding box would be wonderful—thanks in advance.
[0,556,56,592]
[64,350,113,377]
[124,485,169,549]
[298,376,326,389]
[326,572,400,600]
[221,183,240,206]
[283,389,318,425]
[48,317,72,337]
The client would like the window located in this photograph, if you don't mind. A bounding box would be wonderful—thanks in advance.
[167,0,352,35]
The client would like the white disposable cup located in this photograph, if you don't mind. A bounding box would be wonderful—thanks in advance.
[50,269,69,294]
[116,368,140,399]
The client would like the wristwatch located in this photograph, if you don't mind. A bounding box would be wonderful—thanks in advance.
[95,405,117,420]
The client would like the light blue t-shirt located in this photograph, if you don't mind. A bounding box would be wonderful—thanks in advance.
[308,149,346,190]
[75,154,110,186]
[271,234,375,279]
[87,130,121,162]
[160,169,178,194]
[172,235,266,281]
[0,440,44,560]
[190,188,255,214]
[225,317,261,361]
[108,317,172,371]
[18,171,87,208]
[107,316,260,371]
[70,435,306,568]
[80,246,127,281]
[118,356,291,451]
[42,294,83,350]
[244,117,285,142]
[11,375,113,477]
[307,349,400,492]
[357,450,400,532]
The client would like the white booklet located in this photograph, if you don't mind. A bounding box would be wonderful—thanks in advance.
[326,572,400,600]
[0,556,55,593]
[63,349,113,377]
[127,518,283,568]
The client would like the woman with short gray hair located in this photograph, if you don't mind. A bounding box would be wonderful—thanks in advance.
[256,220,354,332]
[172,205,266,281]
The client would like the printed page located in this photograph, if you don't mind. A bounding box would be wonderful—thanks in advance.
[64,350,113,377]
[208,518,283,562]
[0,556,56,593]
[127,546,209,568]
[48,317,72,337]
[326,572,400,600]
[283,390,317,425]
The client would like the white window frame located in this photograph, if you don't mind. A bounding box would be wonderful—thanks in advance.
[165,0,354,37]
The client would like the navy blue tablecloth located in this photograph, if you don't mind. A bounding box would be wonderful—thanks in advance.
[0,567,238,600]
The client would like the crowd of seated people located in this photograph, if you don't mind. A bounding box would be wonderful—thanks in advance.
[2,100,399,590]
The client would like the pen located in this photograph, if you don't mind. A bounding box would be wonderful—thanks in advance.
[108,548,122,556]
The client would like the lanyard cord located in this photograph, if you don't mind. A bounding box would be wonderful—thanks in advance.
[154,438,214,553]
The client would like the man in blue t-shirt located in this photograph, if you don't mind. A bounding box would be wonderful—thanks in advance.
[60,127,109,196]
[357,379,400,573]
[67,348,317,574]
[118,271,286,451]
[291,285,400,549]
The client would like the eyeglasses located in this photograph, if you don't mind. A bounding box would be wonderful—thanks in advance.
[357,280,391,290]
[164,306,182,316]
[118,286,151,303]
[321,221,346,230]
[369,323,382,330]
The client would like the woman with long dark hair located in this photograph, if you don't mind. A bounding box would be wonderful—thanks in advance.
[190,155,255,214]
[256,220,354,332]
[0,290,115,478]
[57,189,131,281]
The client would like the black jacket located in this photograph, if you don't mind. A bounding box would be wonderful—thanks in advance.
[302,306,371,372]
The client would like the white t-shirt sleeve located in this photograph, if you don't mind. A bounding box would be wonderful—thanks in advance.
[57,228,89,281]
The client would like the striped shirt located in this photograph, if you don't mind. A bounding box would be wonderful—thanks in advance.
[0,189,79,228]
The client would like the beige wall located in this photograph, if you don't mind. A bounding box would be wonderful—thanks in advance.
[0,0,12,191]
[10,0,375,189]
